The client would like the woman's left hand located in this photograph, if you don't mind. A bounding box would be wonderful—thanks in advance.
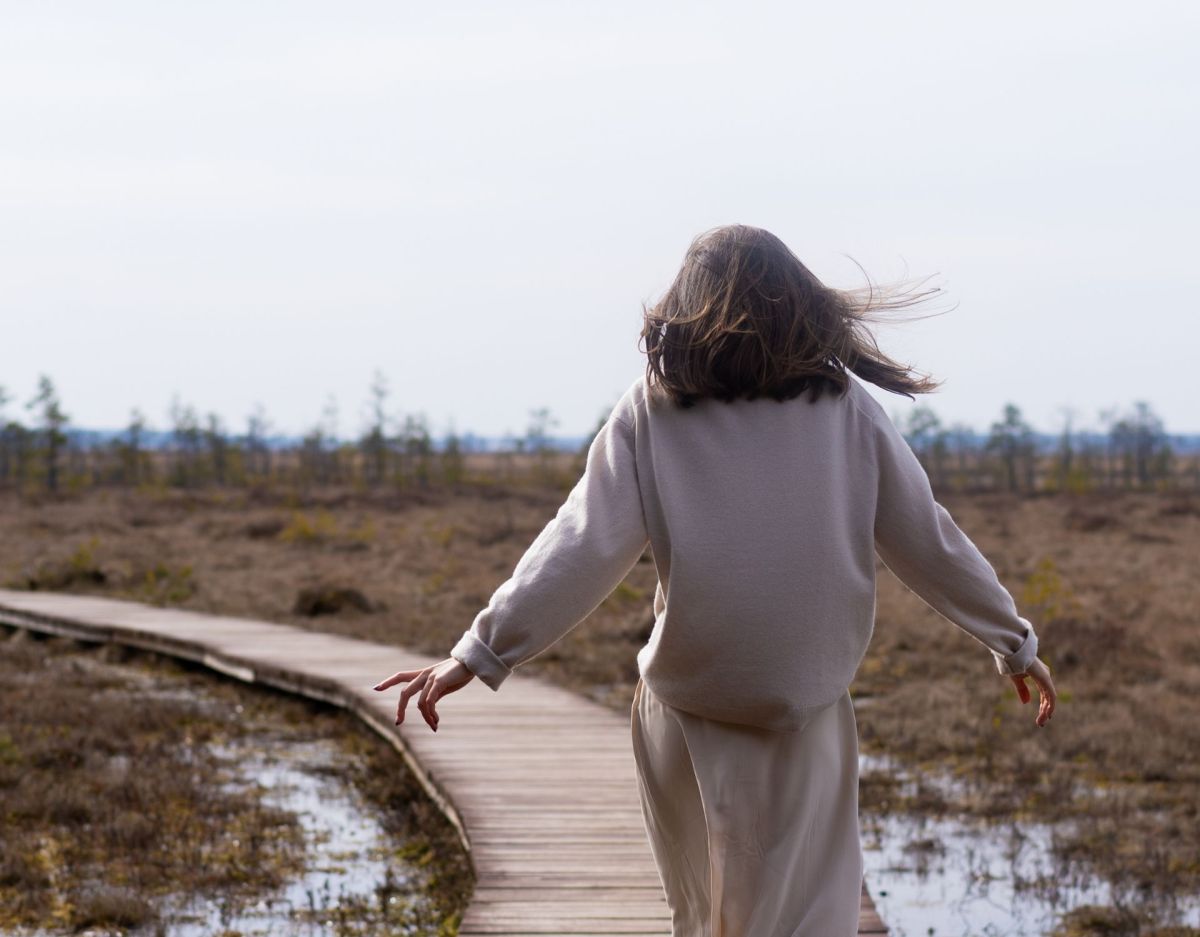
[373,657,476,732]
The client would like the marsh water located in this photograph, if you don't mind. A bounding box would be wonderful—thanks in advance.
[159,732,440,936]
[859,751,1200,936]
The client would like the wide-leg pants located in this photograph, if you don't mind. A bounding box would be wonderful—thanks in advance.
[630,677,863,937]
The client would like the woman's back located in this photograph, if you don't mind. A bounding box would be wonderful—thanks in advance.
[632,373,881,729]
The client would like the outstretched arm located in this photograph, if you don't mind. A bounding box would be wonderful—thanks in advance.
[870,405,1041,678]
[448,407,650,690]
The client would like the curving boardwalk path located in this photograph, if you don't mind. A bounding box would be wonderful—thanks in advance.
[0,589,887,935]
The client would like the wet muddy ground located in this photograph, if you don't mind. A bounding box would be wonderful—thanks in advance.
[0,629,472,936]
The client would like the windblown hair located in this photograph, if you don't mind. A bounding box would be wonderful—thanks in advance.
[639,224,949,408]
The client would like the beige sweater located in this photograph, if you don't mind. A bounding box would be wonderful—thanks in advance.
[450,373,1039,731]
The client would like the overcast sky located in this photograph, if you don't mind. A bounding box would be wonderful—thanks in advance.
[2,1,1197,440]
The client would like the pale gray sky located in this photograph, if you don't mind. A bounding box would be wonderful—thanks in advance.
[3,1,1197,440]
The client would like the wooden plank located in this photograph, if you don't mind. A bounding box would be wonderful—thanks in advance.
[0,590,886,935]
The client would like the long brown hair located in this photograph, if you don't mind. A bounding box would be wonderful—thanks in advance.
[639,224,949,408]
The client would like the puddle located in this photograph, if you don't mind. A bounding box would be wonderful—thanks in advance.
[859,752,1200,936]
[159,731,440,936]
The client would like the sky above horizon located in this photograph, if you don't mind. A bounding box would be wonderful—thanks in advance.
[3,2,1197,439]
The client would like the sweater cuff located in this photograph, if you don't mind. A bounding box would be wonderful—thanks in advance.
[992,620,1039,676]
[450,628,512,692]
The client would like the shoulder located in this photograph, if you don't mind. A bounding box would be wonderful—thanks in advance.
[842,375,887,427]
[841,377,911,458]
[610,373,647,430]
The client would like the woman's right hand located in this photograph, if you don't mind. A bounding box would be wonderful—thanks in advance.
[1010,656,1056,727]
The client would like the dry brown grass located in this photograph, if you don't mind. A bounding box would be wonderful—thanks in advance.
[2,483,1198,917]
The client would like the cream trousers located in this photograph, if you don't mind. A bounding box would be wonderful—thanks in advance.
[630,677,864,937]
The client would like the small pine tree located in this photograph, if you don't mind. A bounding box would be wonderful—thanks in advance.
[360,371,391,487]
[26,375,69,494]
[1109,401,1170,489]
[985,403,1035,494]
[123,408,149,486]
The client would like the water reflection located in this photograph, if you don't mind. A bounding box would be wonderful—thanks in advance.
[859,752,1200,936]
[163,732,438,936]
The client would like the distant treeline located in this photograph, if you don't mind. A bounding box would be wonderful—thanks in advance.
[1,374,1196,496]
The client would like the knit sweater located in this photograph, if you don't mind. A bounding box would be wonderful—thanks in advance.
[450,373,1040,731]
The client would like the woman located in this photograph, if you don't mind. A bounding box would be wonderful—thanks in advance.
[374,223,1057,936]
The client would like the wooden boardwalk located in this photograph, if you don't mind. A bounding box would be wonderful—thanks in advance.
[0,590,888,935]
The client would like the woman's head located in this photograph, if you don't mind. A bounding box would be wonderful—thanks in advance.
[639,224,945,407]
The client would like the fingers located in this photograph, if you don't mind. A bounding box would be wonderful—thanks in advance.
[396,671,429,726]
[1035,675,1057,727]
[376,658,467,733]
[1030,668,1056,727]
[374,669,423,692]
[1010,665,1057,727]
[419,675,441,733]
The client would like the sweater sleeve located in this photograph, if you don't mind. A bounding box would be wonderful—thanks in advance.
[448,409,650,691]
[869,407,1040,676]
